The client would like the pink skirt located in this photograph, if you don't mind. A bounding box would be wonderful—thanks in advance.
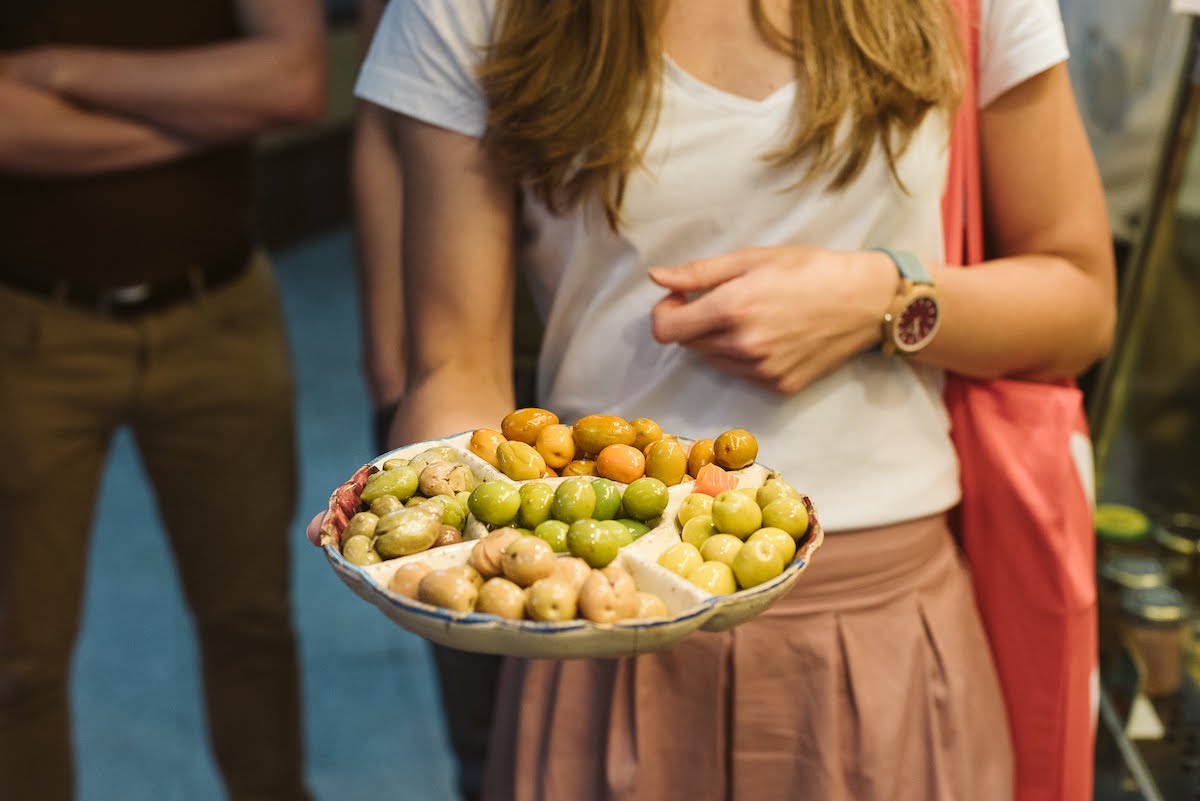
[480,514,1014,801]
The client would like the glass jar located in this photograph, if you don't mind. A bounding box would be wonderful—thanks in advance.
[1153,512,1200,601]
[1099,555,1169,655]
[1095,503,1153,563]
[1118,585,1188,697]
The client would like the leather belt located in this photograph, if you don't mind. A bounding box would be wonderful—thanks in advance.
[0,251,251,319]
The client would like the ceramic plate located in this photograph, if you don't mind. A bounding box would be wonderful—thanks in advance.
[320,431,824,659]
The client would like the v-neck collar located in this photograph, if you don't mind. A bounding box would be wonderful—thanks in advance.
[662,54,796,113]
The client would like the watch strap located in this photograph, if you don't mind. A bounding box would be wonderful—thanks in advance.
[871,247,933,286]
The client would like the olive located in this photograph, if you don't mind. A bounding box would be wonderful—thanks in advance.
[418,461,477,497]
[634,591,669,619]
[550,556,592,592]
[590,478,624,521]
[407,445,460,474]
[432,524,463,548]
[374,507,441,558]
[644,439,688,486]
[713,429,758,470]
[756,477,803,508]
[595,444,646,484]
[342,511,380,543]
[476,577,526,619]
[561,459,597,477]
[495,441,547,481]
[468,481,521,528]
[524,577,578,622]
[388,561,433,597]
[468,428,506,467]
[621,476,669,522]
[534,423,576,469]
[551,477,596,523]
[469,527,522,578]
[533,519,570,553]
[360,464,419,504]
[500,535,557,587]
[571,414,636,458]
[501,407,560,445]
[368,495,403,517]
[686,439,716,478]
[761,496,809,539]
[341,534,381,566]
[517,482,556,529]
[417,568,479,612]
[629,417,664,451]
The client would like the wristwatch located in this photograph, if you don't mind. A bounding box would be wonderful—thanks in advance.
[873,247,941,356]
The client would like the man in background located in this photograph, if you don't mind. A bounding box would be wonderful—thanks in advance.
[0,1,325,799]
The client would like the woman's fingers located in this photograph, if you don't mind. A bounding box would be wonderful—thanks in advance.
[305,511,326,546]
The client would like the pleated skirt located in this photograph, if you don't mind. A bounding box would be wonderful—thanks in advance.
[481,513,1014,801]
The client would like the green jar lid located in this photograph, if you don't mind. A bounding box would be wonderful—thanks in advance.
[1119,585,1186,624]
[1101,555,1169,589]
[1095,503,1151,542]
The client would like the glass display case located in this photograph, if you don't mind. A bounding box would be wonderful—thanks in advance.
[1089,11,1200,800]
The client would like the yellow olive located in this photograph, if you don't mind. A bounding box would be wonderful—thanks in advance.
[534,423,576,469]
[501,407,560,445]
[561,459,597,477]
[643,438,688,486]
[713,429,759,470]
[495,440,547,481]
[572,414,636,458]
[629,417,664,451]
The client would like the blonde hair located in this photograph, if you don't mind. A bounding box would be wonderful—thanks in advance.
[478,0,963,226]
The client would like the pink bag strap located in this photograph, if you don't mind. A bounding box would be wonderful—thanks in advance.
[942,0,983,267]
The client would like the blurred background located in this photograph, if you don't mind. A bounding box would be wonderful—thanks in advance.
[58,1,1200,799]
[67,4,461,800]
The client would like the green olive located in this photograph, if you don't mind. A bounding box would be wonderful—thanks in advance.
[468,481,522,528]
[341,534,381,566]
[360,464,419,503]
[551,477,597,524]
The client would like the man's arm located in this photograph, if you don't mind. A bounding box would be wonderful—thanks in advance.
[0,78,190,175]
[3,0,326,144]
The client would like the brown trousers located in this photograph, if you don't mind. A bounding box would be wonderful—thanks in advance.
[0,257,310,801]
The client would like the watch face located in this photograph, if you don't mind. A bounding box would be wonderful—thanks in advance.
[896,295,940,352]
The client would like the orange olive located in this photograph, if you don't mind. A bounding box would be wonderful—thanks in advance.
[572,414,636,458]
[630,417,664,451]
[595,444,646,484]
[713,429,759,470]
[468,428,506,467]
[643,438,688,486]
[534,423,576,469]
[687,439,716,478]
[501,407,560,445]
[561,459,598,477]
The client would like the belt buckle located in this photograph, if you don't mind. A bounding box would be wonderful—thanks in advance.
[96,283,152,315]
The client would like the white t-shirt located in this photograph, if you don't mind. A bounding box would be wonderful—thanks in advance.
[357,0,1069,531]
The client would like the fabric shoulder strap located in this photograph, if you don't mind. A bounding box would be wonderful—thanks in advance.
[942,0,984,267]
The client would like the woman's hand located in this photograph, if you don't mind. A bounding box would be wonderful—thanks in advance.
[649,246,897,394]
[305,511,324,546]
